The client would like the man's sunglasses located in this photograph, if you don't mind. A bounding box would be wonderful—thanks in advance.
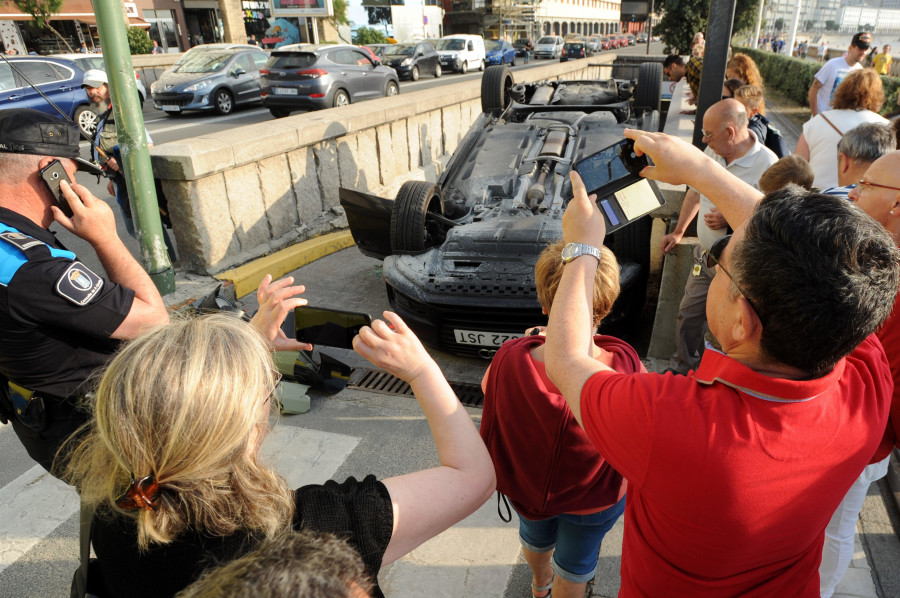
[705,235,764,326]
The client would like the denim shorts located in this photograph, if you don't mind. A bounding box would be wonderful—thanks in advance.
[515,495,626,583]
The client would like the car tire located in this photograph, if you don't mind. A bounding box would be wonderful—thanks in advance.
[481,65,514,116]
[511,55,516,67]
[434,63,442,78]
[333,89,350,107]
[460,60,468,74]
[635,62,663,113]
[269,107,291,118]
[411,66,420,81]
[479,59,485,71]
[391,181,445,253]
[385,80,399,97]
[214,89,234,115]
[74,104,99,137]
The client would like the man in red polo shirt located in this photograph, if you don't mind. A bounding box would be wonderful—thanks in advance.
[544,131,898,597]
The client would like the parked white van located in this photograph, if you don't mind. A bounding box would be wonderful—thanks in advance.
[533,35,564,59]
[435,34,486,74]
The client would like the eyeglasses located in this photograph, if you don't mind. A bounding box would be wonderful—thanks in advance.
[701,125,726,139]
[704,235,765,326]
[857,179,900,193]
[265,372,283,407]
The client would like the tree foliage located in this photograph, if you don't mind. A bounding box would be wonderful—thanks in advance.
[354,26,388,45]
[366,6,393,34]
[330,0,350,26]
[127,26,153,54]
[656,0,761,55]
[12,0,72,51]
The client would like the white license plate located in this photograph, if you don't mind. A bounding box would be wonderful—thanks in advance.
[454,329,522,347]
[274,87,298,95]
[161,104,181,112]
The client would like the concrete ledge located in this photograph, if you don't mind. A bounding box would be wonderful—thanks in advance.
[215,230,356,299]
[646,238,697,362]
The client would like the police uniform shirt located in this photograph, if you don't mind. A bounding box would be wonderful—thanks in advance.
[0,206,134,400]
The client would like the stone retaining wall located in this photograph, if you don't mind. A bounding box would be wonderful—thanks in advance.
[151,56,616,274]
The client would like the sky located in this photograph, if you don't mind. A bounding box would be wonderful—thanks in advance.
[348,0,430,30]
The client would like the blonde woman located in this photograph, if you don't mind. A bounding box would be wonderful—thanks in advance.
[65,311,495,598]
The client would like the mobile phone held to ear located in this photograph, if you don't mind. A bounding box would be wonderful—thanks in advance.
[39,159,74,218]
[573,138,665,234]
[294,306,372,350]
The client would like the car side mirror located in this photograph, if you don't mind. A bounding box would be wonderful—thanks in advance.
[233,68,246,77]
[417,51,424,57]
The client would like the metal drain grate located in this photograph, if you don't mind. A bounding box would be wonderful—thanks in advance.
[348,368,485,408]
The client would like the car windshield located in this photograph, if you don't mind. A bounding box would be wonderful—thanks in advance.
[176,51,231,73]
[436,39,466,51]
[515,39,528,45]
[267,53,317,69]
[565,43,583,50]
[537,37,556,44]
[485,40,502,51]
[384,44,414,56]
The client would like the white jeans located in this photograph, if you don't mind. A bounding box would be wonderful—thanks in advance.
[819,455,891,597]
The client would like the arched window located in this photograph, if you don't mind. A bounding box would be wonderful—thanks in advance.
[561,22,568,35]
[544,22,551,35]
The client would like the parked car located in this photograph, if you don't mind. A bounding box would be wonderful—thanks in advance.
[600,36,613,51]
[366,44,390,59]
[0,55,97,136]
[626,33,636,46]
[636,32,648,43]
[382,41,441,81]
[50,53,147,103]
[560,41,588,61]
[435,34,486,74]
[339,62,665,358]
[260,44,400,117]
[150,46,268,115]
[586,37,601,53]
[513,38,532,57]
[532,35,564,59]
[614,34,628,48]
[485,39,516,66]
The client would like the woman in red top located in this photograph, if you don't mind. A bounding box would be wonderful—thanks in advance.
[480,240,644,598]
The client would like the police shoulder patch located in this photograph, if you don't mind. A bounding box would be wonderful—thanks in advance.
[0,231,45,252]
[56,262,103,306]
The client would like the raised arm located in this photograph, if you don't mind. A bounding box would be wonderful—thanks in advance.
[624,129,764,229]
[53,180,168,339]
[352,312,496,565]
[544,172,616,426]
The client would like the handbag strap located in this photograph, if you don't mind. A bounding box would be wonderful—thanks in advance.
[71,498,95,598]
[819,112,844,137]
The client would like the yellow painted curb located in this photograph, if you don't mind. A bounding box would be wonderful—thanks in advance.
[216,230,357,299]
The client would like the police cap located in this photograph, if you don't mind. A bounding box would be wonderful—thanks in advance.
[0,109,80,159]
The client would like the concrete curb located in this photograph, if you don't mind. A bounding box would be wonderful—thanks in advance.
[214,230,356,299]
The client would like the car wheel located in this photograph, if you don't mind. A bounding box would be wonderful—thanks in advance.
[481,65,514,116]
[461,60,468,74]
[333,89,350,107]
[385,80,399,97]
[411,66,420,81]
[214,89,234,115]
[391,181,446,253]
[511,55,516,67]
[635,62,663,114]
[434,63,442,78]
[478,59,485,71]
[269,107,291,118]
[74,105,99,137]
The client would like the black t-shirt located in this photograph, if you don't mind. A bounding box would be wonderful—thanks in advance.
[0,207,133,400]
[91,475,394,598]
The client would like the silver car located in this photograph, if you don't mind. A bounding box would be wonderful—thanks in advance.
[532,36,564,59]
[150,46,269,115]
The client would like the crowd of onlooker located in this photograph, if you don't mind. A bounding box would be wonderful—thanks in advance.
[3,23,900,598]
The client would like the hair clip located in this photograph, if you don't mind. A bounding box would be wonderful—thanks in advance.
[115,473,161,512]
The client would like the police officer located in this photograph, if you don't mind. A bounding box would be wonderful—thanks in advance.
[0,109,169,478]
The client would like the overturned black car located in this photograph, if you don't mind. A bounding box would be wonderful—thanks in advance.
[340,63,664,359]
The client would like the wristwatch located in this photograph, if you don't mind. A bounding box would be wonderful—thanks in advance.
[561,242,603,264]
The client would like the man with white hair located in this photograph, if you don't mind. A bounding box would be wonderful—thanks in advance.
[660,99,778,374]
